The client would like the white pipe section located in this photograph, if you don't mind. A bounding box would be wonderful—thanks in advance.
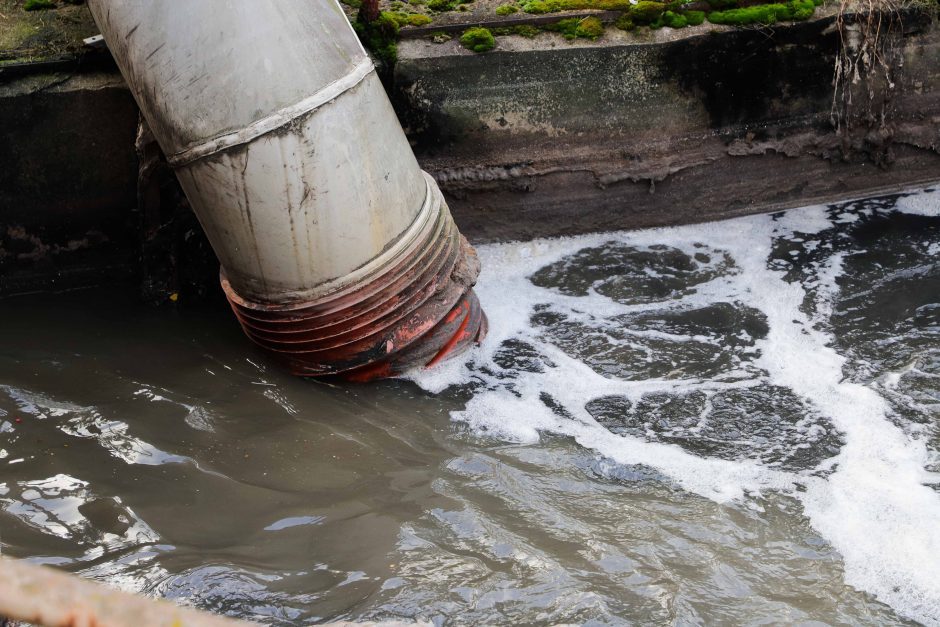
[87,0,428,304]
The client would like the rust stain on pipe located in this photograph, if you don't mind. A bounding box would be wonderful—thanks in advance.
[85,0,487,381]
[222,210,487,381]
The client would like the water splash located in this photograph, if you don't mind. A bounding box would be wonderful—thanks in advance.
[411,188,940,625]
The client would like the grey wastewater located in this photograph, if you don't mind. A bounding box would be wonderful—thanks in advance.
[1,188,939,625]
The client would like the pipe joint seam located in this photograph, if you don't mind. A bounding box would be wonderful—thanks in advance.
[220,180,487,380]
[166,57,375,168]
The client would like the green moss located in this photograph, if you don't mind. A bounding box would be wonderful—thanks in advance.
[353,11,400,65]
[707,0,814,24]
[515,0,818,18]
[24,0,56,10]
[575,15,604,38]
[459,26,496,51]
[789,0,816,18]
[684,9,705,24]
[630,1,665,23]
[492,23,541,36]
[427,0,453,10]
[522,0,633,12]
[544,17,580,37]
[522,0,550,12]
[407,12,433,24]
[492,24,542,39]
[516,24,541,36]
[544,16,604,38]
[383,10,407,25]
[660,9,688,26]
[496,3,519,14]
[615,13,635,29]
[0,0,97,60]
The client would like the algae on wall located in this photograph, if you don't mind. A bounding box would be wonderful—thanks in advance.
[0,0,98,64]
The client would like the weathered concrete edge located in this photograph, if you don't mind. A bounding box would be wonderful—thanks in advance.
[2,12,940,294]
[393,10,940,241]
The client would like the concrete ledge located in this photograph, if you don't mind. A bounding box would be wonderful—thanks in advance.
[0,71,139,295]
[394,12,940,240]
[1,12,939,295]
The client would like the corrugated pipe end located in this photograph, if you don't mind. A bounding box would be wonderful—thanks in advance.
[220,182,487,382]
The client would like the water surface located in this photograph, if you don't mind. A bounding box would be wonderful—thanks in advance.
[1,189,939,625]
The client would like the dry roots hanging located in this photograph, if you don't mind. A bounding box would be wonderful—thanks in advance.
[830,0,910,161]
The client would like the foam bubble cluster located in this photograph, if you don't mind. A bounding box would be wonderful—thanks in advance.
[411,188,940,625]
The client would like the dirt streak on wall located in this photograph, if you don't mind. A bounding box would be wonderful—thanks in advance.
[1,11,938,295]
[393,10,940,242]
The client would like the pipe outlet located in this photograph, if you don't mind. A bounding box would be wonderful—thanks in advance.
[87,0,486,379]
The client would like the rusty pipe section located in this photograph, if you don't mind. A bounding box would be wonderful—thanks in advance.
[87,0,485,379]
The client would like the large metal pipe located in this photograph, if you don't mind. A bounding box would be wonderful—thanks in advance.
[87,0,485,379]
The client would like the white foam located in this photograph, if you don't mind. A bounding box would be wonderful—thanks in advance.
[411,195,940,625]
[894,188,940,217]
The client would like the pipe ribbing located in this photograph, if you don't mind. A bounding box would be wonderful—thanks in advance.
[88,0,486,379]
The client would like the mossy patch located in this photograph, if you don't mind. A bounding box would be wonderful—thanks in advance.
[0,0,98,63]
[518,0,821,25]
[496,3,519,14]
[353,11,401,65]
[493,24,541,36]
[630,1,666,23]
[24,0,57,10]
[523,0,634,12]
[660,9,688,26]
[427,0,473,11]
[707,0,815,24]
[615,13,635,29]
[515,24,541,36]
[576,15,604,37]
[543,15,605,39]
[543,17,580,37]
[460,26,496,51]
[406,12,433,24]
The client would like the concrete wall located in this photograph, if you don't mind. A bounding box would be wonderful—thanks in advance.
[0,71,139,294]
[1,12,938,295]
[394,12,940,241]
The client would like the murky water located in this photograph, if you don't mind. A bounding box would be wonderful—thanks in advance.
[1,189,939,626]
